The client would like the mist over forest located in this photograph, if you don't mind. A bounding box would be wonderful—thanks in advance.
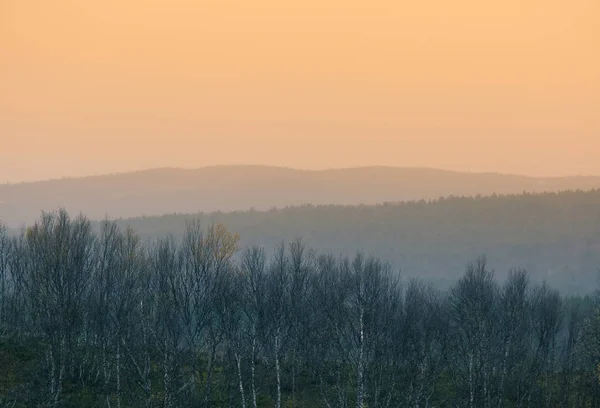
[2,174,600,406]
[3,166,600,228]
[0,167,600,408]
[1,207,600,407]
[6,187,597,294]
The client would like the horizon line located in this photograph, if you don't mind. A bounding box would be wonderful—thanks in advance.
[3,164,600,185]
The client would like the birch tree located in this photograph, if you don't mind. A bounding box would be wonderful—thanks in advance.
[448,257,499,408]
[400,280,446,408]
[496,269,531,407]
[265,243,291,408]
[176,221,239,405]
[531,283,563,406]
[240,246,268,408]
[23,210,95,406]
[0,223,9,333]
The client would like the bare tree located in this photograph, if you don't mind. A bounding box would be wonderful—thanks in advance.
[448,257,499,408]
[311,253,351,408]
[5,209,600,407]
[177,221,238,404]
[0,223,9,333]
[240,245,268,408]
[265,243,291,408]
[530,283,564,406]
[400,280,446,408]
[22,210,95,406]
[321,253,402,408]
[5,233,28,337]
[496,269,531,407]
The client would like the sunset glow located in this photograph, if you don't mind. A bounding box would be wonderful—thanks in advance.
[1,0,599,182]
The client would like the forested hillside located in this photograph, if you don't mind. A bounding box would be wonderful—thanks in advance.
[2,165,600,227]
[71,189,600,294]
[0,211,599,407]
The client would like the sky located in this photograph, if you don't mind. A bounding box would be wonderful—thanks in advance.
[1,0,599,183]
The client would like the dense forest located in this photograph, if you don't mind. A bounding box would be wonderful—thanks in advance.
[57,189,600,294]
[1,210,600,407]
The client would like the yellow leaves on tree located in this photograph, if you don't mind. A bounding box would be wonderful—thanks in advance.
[205,223,240,263]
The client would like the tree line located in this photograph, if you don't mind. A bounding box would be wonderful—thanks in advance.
[71,188,600,294]
[0,209,599,407]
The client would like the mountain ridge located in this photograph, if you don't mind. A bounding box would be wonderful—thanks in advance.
[2,165,600,227]
[6,165,600,186]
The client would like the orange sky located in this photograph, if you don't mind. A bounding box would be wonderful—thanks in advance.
[1,0,599,182]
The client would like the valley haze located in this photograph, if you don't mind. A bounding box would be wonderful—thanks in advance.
[2,165,600,228]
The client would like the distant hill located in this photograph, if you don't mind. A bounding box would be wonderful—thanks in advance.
[4,189,600,294]
[2,165,600,228]
[103,190,600,294]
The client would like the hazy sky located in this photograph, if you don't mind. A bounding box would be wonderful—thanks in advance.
[1,0,599,182]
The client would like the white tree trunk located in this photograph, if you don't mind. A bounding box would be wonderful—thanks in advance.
[356,308,365,408]
[468,351,474,408]
[163,339,171,408]
[275,329,282,408]
[116,342,121,408]
[49,348,56,401]
[497,339,510,408]
[251,328,258,408]
[236,353,247,408]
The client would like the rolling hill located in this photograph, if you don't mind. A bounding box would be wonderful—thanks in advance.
[3,187,600,293]
[2,165,600,228]
[103,190,600,294]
